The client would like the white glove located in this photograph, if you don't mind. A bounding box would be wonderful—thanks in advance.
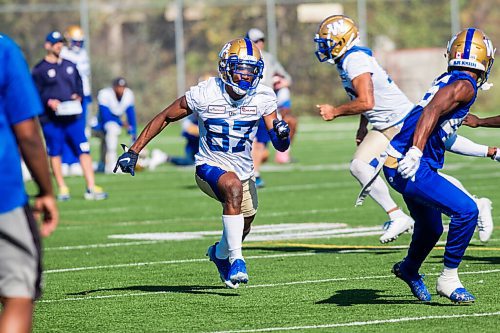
[397,146,423,180]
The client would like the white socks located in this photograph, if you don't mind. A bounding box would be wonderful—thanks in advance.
[388,208,407,221]
[215,214,244,264]
[436,266,464,296]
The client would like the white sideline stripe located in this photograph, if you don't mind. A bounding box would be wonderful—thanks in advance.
[44,252,316,274]
[45,240,162,251]
[209,312,500,333]
[38,269,500,304]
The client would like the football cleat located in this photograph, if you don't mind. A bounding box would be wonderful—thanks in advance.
[84,185,108,201]
[436,274,475,304]
[206,243,239,289]
[229,259,249,285]
[255,176,265,189]
[476,197,493,243]
[392,261,431,302]
[149,149,168,171]
[380,215,414,243]
[57,186,71,201]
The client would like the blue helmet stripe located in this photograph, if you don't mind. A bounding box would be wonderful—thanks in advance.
[244,38,253,56]
[462,28,475,59]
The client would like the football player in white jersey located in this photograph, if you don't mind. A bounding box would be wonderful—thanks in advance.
[60,25,93,176]
[314,15,497,243]
[96,77,137,174]
[114,38,290,288]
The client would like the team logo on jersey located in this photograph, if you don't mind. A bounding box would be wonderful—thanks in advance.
[208,105,226,114]
[66,66,74,75]
[240,106,257,115]
[47,69,56,78]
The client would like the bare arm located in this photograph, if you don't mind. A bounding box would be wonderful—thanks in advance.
[130,96,191,153]
[463,114,500,128]
[412,80,476,151]
[317,73,375,120]
[262,110,279,130]
[13,118,58,237]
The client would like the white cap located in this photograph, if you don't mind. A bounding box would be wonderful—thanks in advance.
[246,28,265,42]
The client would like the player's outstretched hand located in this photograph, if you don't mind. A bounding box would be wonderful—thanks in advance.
[273,119,290,139]
[397,146,422,180]
[114,144,139,176]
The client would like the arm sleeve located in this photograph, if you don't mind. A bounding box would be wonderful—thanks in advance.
[74,65,84,98]
[268,127,290,152]
[125,106,137,135]
[445,133,488,157]
[6,42,43,125]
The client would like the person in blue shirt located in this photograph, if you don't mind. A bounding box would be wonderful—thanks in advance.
[383,28,495,304]
[0,34,59,333]
[32,31,107,201]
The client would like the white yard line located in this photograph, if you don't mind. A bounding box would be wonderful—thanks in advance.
[209,312,500,333]
[44,252,316,274]
[38,268,500,304]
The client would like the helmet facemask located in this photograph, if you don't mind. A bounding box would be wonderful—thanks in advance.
[218,39,264,96]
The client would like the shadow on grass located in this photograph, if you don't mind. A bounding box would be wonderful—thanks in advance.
[245,245,400,256]
[67,285,239,297]
[316,289,460,306]
[429,254,500,265]
[316,288,422,306]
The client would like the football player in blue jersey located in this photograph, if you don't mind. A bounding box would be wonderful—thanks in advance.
[115,38,290,288]
[314,15,497,244]
[0,34,59,333]
[383,28,495,303]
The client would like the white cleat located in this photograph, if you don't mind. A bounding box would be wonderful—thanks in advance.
[149,149,168,170]
[436,273,475,304]
[380,215,414,244]
[476,197,493,243]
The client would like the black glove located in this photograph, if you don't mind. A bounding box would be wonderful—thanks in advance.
[273,119,290,139]
[114,144,139,176]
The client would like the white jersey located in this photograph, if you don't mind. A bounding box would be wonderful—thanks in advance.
[186,77,277,180]
[97,87,135,117]
[336,47,414,130]
[61,46,91,97]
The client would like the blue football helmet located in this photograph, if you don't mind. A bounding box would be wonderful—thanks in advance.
[218,38,264,95]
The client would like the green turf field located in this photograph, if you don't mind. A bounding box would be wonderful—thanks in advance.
[30,116,500,332]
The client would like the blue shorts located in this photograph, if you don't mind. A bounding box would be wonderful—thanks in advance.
[255,118,270,145]
[42,118,89,157]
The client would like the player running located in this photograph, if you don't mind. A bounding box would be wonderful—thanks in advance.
[384,28,495,303]
[114,38,290,288]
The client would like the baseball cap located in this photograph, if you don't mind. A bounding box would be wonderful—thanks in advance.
[246,28,265,42]
[45,31,65,44]
[112,77,128,87]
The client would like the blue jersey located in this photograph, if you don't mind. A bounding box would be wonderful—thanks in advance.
[387,71,478,169]
[32,58,83,122]
[0,35,43,213]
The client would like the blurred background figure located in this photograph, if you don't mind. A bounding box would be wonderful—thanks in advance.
[149,113,200,170]
[246,28,293,187]
[95,77,137,174]
[273,73,298,164]
[60,25,92,177]
[1,33,59,333]
[32,31,107,201]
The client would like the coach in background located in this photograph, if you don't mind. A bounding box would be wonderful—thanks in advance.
[32,31,107,201]
[0,34,58,333]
